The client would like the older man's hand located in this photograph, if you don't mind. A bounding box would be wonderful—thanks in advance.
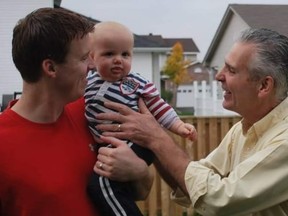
[95,98,167,148]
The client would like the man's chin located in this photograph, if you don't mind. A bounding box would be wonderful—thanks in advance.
[222,102,233,111]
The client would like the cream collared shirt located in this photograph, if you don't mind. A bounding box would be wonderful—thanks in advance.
[173,98,288,216]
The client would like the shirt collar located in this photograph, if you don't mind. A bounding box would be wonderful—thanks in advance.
[244,97,288,138]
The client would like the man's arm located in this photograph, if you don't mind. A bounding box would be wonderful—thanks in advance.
[145,132,190,195]
[95,99,191,194]
[131,165,154,200]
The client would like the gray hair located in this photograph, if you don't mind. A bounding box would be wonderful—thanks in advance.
[237,28,288,101]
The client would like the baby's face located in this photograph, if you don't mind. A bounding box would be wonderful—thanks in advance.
[94,36,133,82]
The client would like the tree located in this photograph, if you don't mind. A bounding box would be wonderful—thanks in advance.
[162,42,191,107]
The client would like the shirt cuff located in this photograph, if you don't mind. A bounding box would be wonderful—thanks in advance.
[170,188,192,207]
[185,161,210,206]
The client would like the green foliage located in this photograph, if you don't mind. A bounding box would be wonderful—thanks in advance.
[161,89,173,104]
[176,109,194,116]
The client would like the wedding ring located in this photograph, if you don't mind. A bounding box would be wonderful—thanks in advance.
[99,162,103,169]
[117,124,121,132]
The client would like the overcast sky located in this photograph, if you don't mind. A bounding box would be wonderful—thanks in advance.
[61,0,288,60]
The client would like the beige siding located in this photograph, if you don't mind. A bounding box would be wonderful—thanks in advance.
[210,14,249,69]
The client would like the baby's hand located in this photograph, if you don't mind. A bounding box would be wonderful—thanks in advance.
[180,123,197,141]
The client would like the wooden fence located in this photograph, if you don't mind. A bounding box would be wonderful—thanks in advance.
[136,115,242,216]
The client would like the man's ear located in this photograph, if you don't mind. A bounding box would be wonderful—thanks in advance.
[258,76,274,96]
[42,59,56,78]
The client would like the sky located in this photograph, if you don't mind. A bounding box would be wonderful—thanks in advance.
[61,0,288,61]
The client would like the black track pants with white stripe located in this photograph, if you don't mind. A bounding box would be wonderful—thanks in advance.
[87,172,143,216]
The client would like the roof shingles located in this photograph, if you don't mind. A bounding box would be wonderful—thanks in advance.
[231,4,288,37]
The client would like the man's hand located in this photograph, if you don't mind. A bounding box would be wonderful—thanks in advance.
[93,136,153,200]
[95,98,167,148]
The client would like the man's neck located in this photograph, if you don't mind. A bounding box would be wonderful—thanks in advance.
[11,91,65,123]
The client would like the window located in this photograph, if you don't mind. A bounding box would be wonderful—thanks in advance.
[194,67,202,73]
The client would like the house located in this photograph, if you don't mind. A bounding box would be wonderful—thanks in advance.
[203,4,288,73]
[178,61,213,111]
[139,34,199,63]
[186,61,211,84]
[162,61,211,106]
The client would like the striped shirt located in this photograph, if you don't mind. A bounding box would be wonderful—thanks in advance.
[84,71,179,137]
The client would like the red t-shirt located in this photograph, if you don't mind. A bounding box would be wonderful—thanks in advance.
[0,98,99,216]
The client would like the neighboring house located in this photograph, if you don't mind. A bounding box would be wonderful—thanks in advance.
[177,61,212,109]
[162,61,211,95]
[139,34,199,66]
[186,61,211,84]
[165,38,199,62]
[162,61,213,109]
[203,4,288,72]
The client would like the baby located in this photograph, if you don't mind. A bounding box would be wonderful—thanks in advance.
[84,21,197,216]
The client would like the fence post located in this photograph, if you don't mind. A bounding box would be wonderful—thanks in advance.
[212,80,217,101]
